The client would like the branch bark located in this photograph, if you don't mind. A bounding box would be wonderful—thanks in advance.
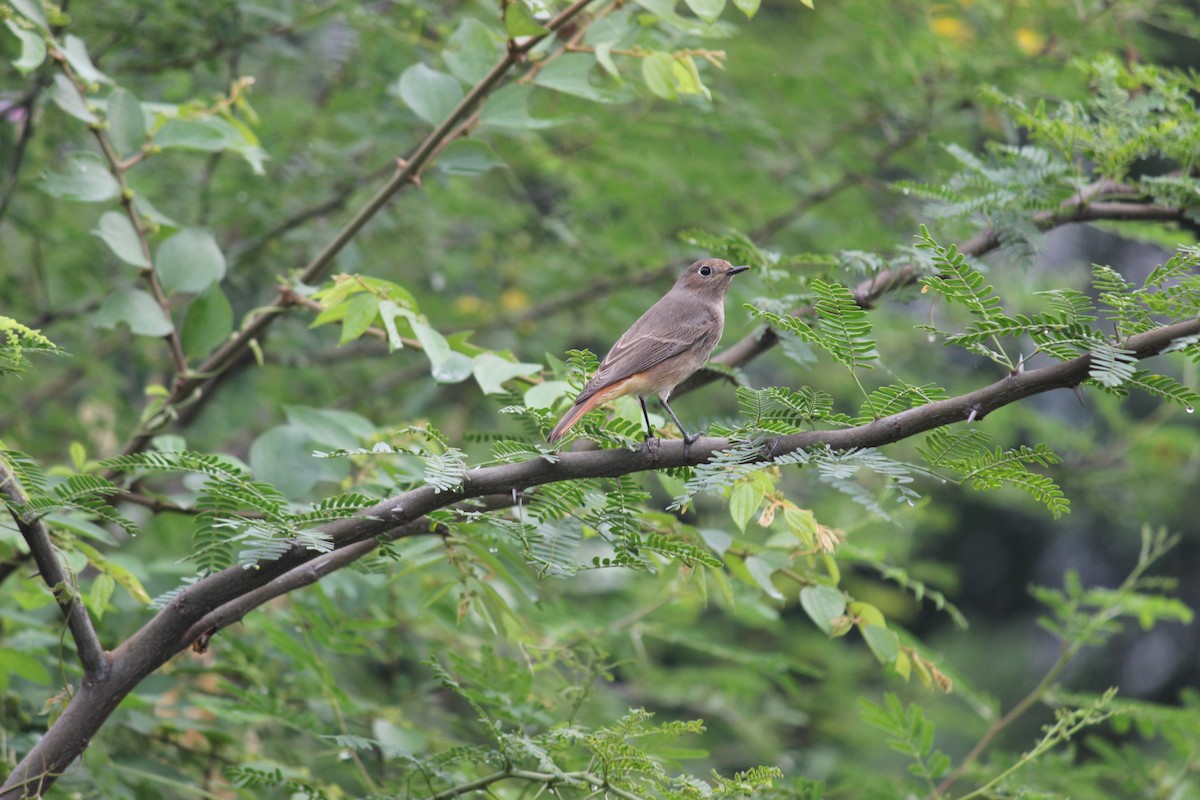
[0,463,108,678]
[5,314,1195,799]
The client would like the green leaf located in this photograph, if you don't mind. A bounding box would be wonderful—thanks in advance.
[743,555,784,600]
[155,228,227,294]
[0,649,50,692]
[49,72,97,122]
[437,138,505,176]
[94,289,174,337]
[444,17,504,84]
[181,285,234,359]
[106,89,146,158]
[800,585,847,635]
[285,406,375,450]
[9,0,49,31]
[729,481,763,532]
[153,118,227,151]
[480,85,563,130]
[92,211,149,268]
[473,353,541,395]
[641,51,678,100]
[504,2,550,37]
[860,624,900,664]
[154,117,268,174]
[86,573,115,621]
[249,424,322,499]
[411,320,474,383]
[61,34,111,85]
[397,63,464,126]
[535,55,624,103]
[5,20,46,74]
[338,292,380,344]
[39,151,117,202]
[684,0,726,23]
[732,0,761,18]
[524,380,569,409]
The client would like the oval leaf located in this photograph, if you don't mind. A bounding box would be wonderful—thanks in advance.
[730,480,764,533]
[437,139,505,176]
[39,151,118,202]
[5,20,46,74]
[155,228,227,294]
[641,51,678,100]
[860,624,900,665]
[181,285,233,358]
[106,89,146,158]
[49,73,97,122]
[397,63,463,126]
[92,211,149,268]
[444,17,503,84]
[249,424,322,499]
[472,353,541,395]
[684,0,726,23]
[504,2,550,37]
[94,289,174,337]
[800,585,847,636]
[744,555,784,600]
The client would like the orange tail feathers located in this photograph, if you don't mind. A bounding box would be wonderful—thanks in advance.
[546,393,608,443]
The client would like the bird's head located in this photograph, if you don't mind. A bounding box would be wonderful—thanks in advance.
[673,258,750,297]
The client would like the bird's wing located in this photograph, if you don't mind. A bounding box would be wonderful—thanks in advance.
[573,317,711,404]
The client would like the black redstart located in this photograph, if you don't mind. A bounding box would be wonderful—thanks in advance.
[547,258,749,445]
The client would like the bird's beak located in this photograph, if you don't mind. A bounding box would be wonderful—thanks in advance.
[728,265,750,275]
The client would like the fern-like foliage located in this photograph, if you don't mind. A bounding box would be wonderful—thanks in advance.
[811,447,921,520]
[0,317,64,377]
[101,450,377,573]
[984,58,1200,186]
[920,430,1069,518]
[5,472,137,536]
[1088,341,1138,388]
[748,278,878,384]
[855,382,948,424]
[734,384,836,434]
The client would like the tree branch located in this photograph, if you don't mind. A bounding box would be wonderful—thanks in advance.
[52,53,189,377]
[109,0,602,464]
[6,312,1194,798]
[677,184,1190,398]
[0,463,108,678]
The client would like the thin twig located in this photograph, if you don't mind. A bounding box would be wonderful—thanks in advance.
[51,53,189,376]
[109,0,602,465]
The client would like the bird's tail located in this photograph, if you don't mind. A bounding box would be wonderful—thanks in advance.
[546,394,605,443]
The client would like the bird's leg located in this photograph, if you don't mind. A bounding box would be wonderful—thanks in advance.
[660,397,700,448]
[638,396,655,442]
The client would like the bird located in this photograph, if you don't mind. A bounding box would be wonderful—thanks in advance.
[547,258,749,445]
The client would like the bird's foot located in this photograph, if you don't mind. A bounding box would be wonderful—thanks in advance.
[643,436,661,461]
[683,431,702,446]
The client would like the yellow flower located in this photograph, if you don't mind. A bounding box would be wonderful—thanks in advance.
[1014,27,1045,56]
[500,288,531,312]
[455,295,484,315]
[931,15,972,46]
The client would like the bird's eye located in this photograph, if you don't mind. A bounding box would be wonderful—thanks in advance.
[699,265,712,277]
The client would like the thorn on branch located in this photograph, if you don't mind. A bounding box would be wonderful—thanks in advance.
[966,404,982,423]
[1073,385,1086,407]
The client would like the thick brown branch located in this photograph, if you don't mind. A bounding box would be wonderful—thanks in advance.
[0,463,108,678]
[6,314,1194,799]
